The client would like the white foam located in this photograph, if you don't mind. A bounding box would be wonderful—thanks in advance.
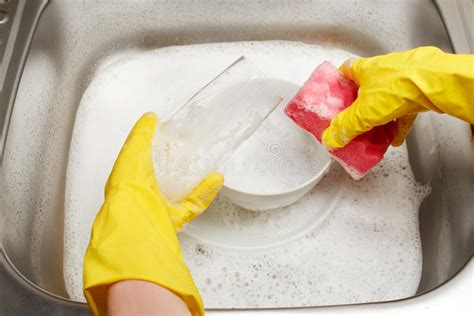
[180,146,430,307]
[64,41,429,307]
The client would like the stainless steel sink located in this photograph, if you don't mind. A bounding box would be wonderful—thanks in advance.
[0,0,472,315]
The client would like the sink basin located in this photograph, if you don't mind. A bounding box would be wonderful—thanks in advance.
[0,0,472,314]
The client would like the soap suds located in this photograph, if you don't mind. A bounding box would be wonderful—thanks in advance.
[64,41,429,307]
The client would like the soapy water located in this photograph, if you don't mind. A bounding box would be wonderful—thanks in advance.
[181,147,430,307]
[64,41,430,307]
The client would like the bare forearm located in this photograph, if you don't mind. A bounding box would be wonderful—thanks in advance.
[107,280,191,316]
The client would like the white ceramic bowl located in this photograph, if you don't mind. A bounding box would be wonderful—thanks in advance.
[219,79,332,210]
[221,153,332,210]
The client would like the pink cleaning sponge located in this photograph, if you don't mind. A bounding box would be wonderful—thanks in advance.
[284,61,396,180]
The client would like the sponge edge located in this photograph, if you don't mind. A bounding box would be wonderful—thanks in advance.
[284,61,396,180]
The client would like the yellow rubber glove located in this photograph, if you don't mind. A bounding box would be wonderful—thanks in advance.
[83,112,224,316]
[322,46,474,149]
